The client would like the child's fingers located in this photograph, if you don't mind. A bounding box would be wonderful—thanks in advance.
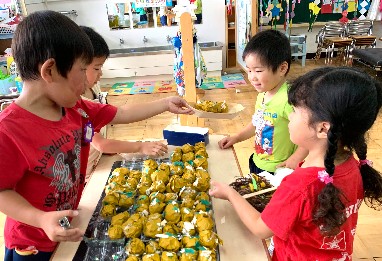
[157,142,168,152]
[209,180,219,197]
[55,228,84,242]
[61,209,79,219]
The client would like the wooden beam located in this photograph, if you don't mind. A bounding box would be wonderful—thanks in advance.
[179,12,199,126]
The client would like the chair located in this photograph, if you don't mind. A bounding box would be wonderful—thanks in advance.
[289,34,307,67]
[346,20,373,36]
[346,20,376,51]
[315,22,351,63]
[0,98,15,112]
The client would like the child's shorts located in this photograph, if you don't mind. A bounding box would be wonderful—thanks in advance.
[160,15,167,26]
[4,246,52,261]
[140,14,148,22]
[248,153,274,175]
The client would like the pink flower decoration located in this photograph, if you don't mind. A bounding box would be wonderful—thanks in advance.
[318,170,333,184]
[359,159,373,167]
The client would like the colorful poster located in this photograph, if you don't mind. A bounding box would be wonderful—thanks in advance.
[135,0,167,7]
[348,1,357,12]
[321,4,333,13]
[333,0,345,13]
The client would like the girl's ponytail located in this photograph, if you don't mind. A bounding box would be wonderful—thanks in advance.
[354,136,382,210]
[313,127,346,236]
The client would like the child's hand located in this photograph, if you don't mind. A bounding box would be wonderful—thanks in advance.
[209,180,235,200]
[276,153,303,169]
[218,136,236,149]
[165,97,194,115]
[140,141,168,156]
[40,210,84,242]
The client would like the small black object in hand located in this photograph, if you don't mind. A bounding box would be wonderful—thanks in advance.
[58,216,71,229]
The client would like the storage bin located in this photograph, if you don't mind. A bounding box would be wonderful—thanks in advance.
[0,75,15,95]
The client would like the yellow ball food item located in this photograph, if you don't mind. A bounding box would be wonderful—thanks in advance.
[108,225,124,240]
[126,238,145,255]
[162,251,179,261]
[142,253,161,261]
[159,236,181,252]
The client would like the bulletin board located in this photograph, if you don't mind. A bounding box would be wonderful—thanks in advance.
[236,0,257,71]
[259,0,358,26]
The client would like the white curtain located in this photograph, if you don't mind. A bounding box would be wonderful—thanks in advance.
[366,0,382,21]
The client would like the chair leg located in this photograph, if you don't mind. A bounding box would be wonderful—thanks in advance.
[302,55,306,67]
[315,45,322,61]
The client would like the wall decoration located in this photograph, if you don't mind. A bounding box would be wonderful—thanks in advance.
[359,0,371,19]
[135,0,167,8]
[258,0,367,27]
[308,1,321,31]
[321,0,334,13]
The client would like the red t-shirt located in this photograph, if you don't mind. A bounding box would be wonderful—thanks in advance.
[261,157,363,261]
[0,99,117,252]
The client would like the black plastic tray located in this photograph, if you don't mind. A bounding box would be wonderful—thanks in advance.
[73,159,221,261]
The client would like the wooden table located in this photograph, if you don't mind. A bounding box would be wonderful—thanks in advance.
[52,135,270,260]
[323,37,353,64]
[351,35,376,48]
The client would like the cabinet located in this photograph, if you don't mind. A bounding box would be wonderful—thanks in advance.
[226,5,237,68]
[101,49,223,79]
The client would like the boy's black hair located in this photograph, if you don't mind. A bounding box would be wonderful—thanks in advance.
[288,66,382,236]
[242,29,291,74]
[80,26,110,58]
[12,10,93,81]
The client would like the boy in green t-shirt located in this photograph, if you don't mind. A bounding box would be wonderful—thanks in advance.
[194,0,202,24]
[218,30,308,174]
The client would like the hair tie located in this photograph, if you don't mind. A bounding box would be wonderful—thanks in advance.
[318,170,333,184]
[359,159,373,167]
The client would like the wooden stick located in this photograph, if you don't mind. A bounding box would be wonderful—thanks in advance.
[242,187,277,199]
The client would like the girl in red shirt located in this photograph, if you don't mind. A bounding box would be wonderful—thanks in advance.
[210,67,382,260]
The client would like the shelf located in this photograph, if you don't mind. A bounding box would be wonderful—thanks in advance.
[226,5,236,69]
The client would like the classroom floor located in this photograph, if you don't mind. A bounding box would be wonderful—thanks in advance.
[1,58,382,260]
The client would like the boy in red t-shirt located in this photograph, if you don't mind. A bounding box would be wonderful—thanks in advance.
[210,67,382,260]
[0,11,192,260]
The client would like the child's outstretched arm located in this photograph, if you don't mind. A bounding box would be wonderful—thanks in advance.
[0,190,84,242]
[209,180,273,239]
[276,146,308,169]
[110,96,193,124]
[91,133,168,157]
[218,123,256,149]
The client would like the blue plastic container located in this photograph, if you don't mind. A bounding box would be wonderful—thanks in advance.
[163,124,209,146]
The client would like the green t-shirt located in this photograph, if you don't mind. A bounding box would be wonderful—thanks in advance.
[194,0,202,14]
[251,82,297,173]
[136,8,146,15]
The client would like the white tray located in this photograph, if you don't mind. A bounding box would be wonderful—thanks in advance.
[188,102,245,119]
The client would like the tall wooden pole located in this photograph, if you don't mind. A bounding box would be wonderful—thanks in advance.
[179,12,201,126]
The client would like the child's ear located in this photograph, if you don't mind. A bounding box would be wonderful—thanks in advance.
[279,61,289,75]
[316,122,331,139]
[40,58,56,83]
